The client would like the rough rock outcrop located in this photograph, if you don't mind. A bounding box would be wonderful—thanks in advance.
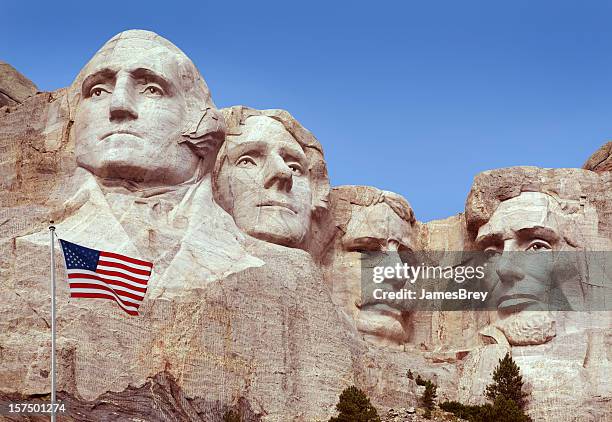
[1,30,610,421]
[583,141,612,173]
[0,61,37,107]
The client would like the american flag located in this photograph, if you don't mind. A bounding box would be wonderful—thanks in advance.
[59,239,153,316]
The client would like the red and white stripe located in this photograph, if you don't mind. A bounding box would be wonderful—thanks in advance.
[67,251,153,316]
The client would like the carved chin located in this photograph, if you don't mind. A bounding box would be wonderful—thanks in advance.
[356,309,408,346]
[238,212,310,249]
[81,160,155,183]
[495,311,556,346]
[247,226,307,249]
[77,154,195,185]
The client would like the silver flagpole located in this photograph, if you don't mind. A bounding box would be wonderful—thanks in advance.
[49,222,56,422]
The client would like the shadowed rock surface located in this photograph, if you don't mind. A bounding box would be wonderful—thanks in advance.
[0,372,263,421]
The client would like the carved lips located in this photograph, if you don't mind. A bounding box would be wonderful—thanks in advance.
[256,200,298,214]
[99,130,142,141]
[497,293,541,312]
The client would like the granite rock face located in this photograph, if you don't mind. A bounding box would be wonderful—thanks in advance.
[584,141,612,173]
[1,30,610,421]
[0,61,37,107]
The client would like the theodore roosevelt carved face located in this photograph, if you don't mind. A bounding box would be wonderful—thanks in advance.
[73,31,223,185]
[327,186,415,347]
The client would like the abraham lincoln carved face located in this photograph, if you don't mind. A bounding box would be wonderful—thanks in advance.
[476,192,566,345]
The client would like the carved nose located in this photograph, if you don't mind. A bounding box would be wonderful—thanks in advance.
[109,81,138,122]
[378,250,405,290]
[385,240,400,252]
[263,155,293,191]
[495,253,525,284]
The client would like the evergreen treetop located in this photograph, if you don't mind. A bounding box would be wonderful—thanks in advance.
[485,352,529,411]
[329,386,380,422]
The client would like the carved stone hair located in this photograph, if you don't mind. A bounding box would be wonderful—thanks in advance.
[329,185,415,235]
[465,166,612,247]
[69,30,226,157]
[212,105,330,216]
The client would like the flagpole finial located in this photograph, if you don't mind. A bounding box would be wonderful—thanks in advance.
[49,221,55,231]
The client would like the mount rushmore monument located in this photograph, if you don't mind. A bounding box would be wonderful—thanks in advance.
[0,30,610,421]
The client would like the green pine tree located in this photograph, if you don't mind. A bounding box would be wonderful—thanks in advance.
[489,396,532,422]
[421,380,437,419]
[441,352,532,422]
[485,352,529,411]
[329,386,381,422]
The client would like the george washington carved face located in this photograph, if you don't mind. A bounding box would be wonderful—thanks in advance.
[73,31,223,186]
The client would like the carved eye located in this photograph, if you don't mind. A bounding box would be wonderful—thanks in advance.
[142,84,164,96]
[236,156,256,168]
[526,240,552,252]
[89,86,110,97]
[288,163,303,175]
[345,237,387,253]
[484,246,501,258]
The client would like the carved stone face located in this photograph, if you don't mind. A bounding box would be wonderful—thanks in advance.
[343,202,412,252]
[476,192,562,345]
[335,197,413,347]
[74,37,199,185]
[216,116,313,248]
[477,192,563,311]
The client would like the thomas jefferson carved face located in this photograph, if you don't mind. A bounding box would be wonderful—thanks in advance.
[215,116,313,248]
[74,36,199,185]
[476,192,563,345]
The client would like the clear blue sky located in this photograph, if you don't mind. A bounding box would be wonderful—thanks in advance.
[3,1,611,221]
